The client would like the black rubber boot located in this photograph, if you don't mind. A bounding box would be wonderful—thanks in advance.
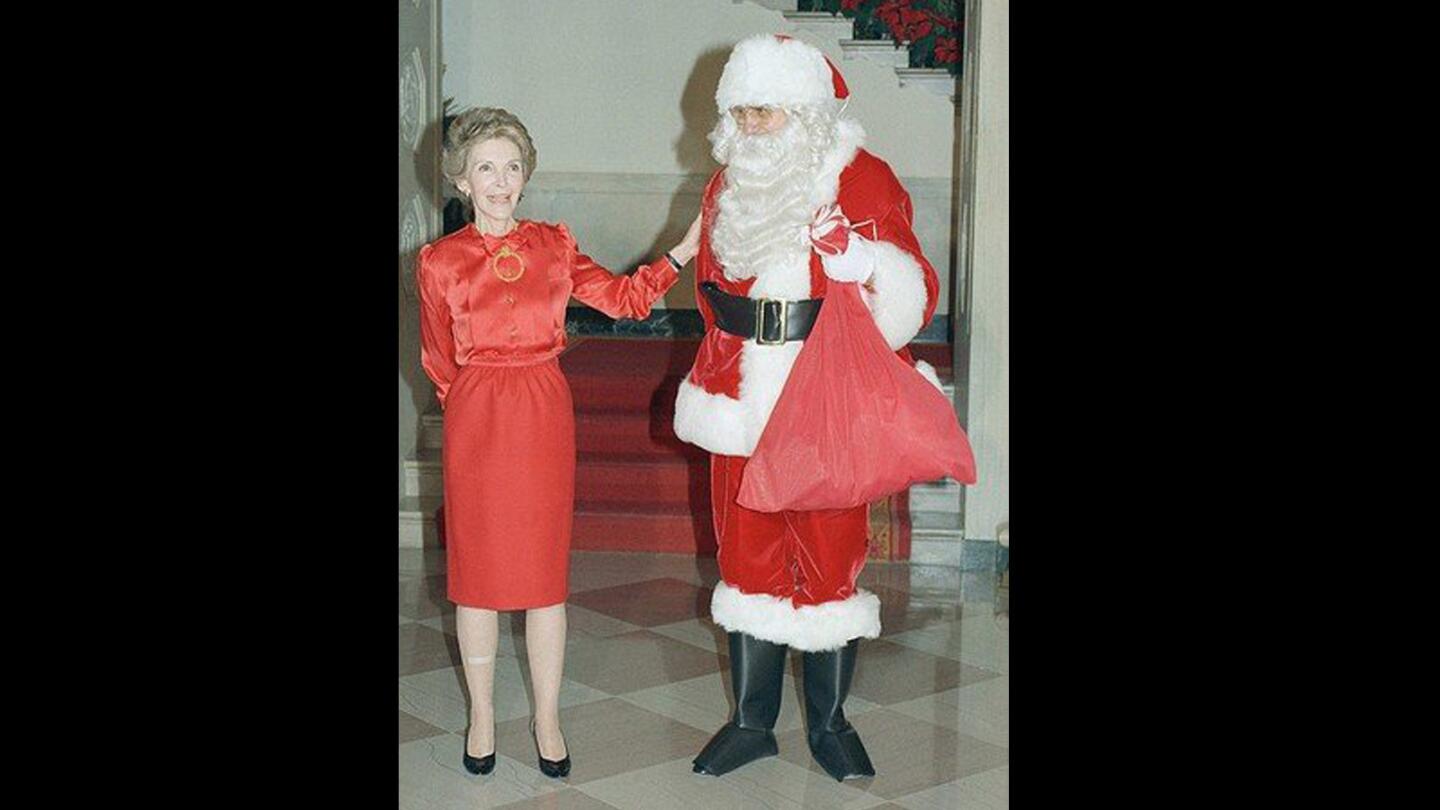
[802,638,875,781]
[692,632,788,776]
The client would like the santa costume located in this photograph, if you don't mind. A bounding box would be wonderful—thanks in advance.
[680,34,941,781]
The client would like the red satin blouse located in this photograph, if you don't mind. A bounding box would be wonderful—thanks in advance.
[417,220,679,406]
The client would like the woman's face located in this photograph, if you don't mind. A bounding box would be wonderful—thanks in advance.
[457,137,526,229]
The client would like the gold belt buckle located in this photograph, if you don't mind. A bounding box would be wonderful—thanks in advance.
[754,298,788,346]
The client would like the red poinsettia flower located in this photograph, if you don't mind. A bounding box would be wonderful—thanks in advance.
[935,36,960,64]
[841,0,864,11]
[926,10,962,31]
[877,0,906,34]
[900,8,932,41]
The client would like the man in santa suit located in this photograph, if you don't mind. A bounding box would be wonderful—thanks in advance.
[678,34,942,781]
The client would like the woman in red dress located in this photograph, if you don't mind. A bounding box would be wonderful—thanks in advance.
[417,107,700,778]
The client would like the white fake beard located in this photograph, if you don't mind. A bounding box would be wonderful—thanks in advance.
[710,117,830,283]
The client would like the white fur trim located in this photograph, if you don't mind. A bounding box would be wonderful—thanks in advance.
[673,375,752,457]
[913,359,945,393]
[866,239,929,350]
[744,249,812,301]
[811,118,865,211]
[717,35,835,112]
[710,582,881,652]
[673,339,803,457]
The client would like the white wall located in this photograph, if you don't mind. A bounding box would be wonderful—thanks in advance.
[963,0,1008,542]
[442,0,958,312]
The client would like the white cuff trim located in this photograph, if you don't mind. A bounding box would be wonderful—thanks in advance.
[867,240,929,350]
[709,581,881,652]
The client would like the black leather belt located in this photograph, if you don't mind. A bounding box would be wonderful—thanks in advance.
[700,281,824,345]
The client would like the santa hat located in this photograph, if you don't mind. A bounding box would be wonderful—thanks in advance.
[715,34,849,112]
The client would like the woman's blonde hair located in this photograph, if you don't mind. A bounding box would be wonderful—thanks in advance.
[441,106,537,189]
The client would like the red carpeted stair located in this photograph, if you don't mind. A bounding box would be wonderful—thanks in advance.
[557,337,952,555]
[561,339,712,554]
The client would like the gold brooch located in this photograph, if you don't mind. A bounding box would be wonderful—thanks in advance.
[491,245,525,283]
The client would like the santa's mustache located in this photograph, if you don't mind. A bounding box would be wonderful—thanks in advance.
[721,125,811,180]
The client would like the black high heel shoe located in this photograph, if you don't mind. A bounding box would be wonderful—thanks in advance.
[462,730,495,775]
[530,719,571,778]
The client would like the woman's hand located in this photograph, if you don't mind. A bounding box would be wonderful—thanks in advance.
[669,211,703,266]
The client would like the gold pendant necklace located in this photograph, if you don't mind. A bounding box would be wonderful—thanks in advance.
[491,244,525,283]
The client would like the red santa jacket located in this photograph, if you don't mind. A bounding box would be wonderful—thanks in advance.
[673,120,941,457]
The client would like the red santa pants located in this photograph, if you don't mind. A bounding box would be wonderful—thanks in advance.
[710,454,870,606]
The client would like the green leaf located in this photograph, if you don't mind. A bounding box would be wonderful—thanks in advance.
[910,32,937,69]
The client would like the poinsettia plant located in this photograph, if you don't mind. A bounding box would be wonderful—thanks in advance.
[799,0,963,76]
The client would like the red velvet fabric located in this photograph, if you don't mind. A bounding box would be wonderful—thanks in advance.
[712,454,870,607]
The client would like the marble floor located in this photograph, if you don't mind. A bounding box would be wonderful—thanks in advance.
[400,549,1009,809]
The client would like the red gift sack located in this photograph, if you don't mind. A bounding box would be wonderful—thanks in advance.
[736,277,977,513]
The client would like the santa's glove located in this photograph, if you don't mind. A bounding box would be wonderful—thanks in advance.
[821,233,877,283]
